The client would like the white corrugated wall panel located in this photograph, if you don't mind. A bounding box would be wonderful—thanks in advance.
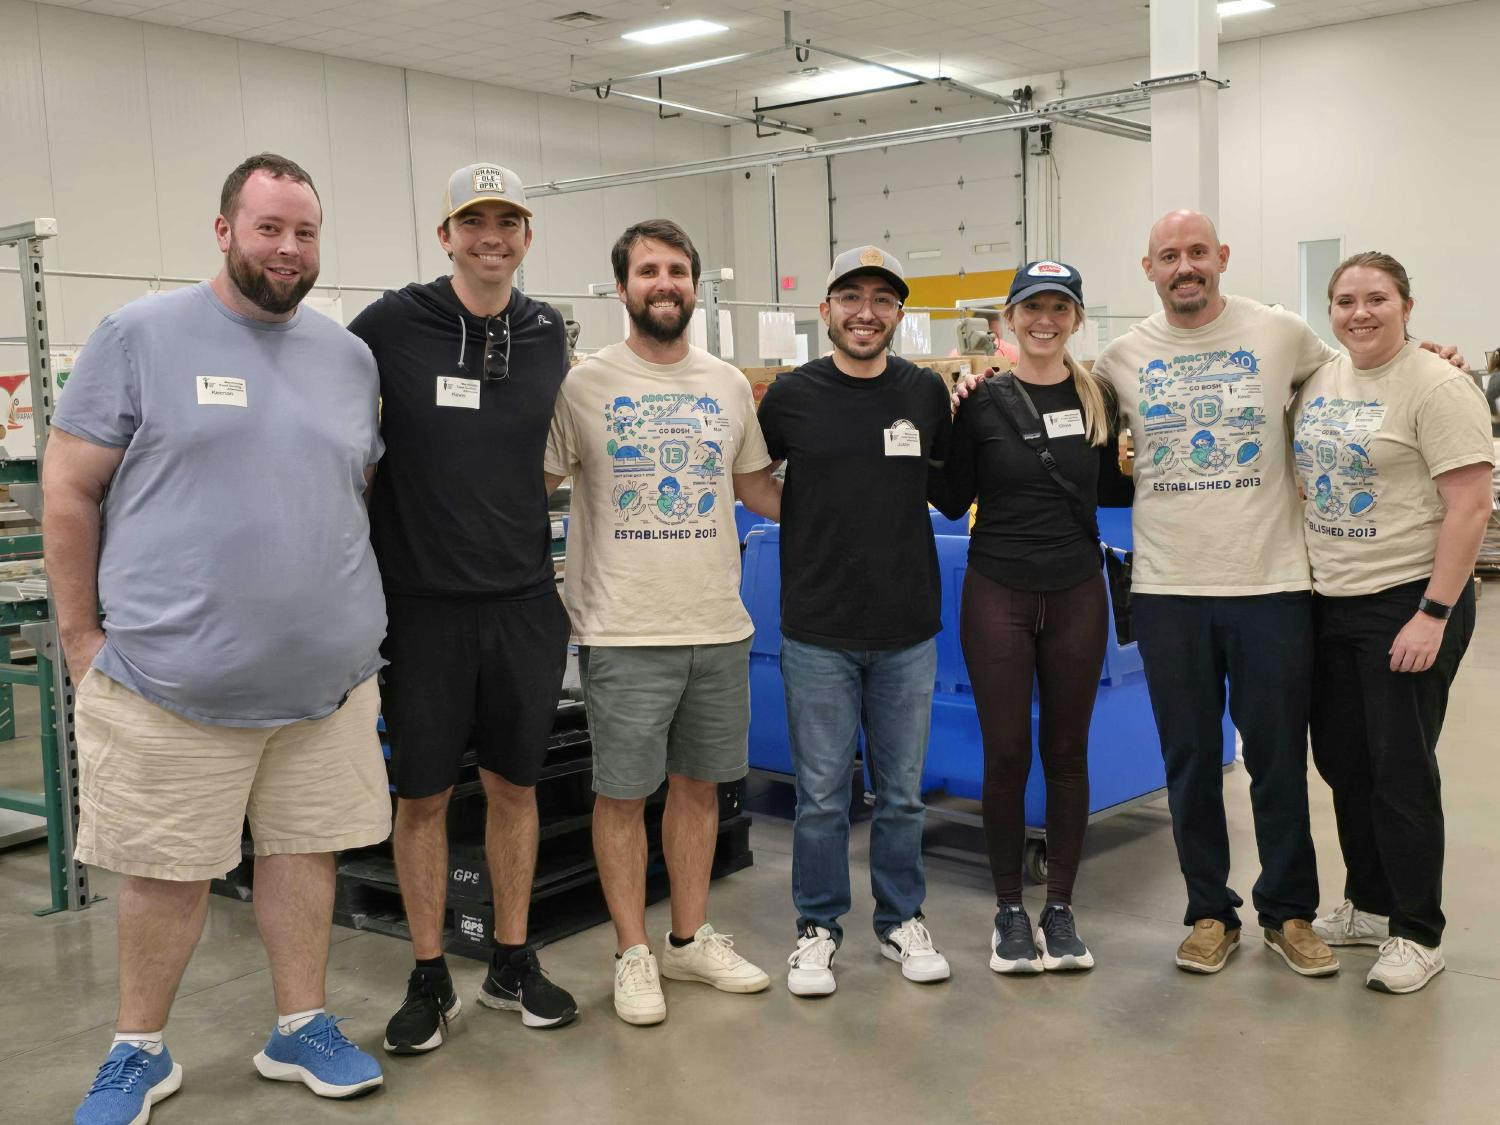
[141,26,247,283]
[235,42,340,283]
[34,5,161,340]
[324,57,419,294]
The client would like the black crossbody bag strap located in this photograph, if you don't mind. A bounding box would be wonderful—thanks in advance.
[983,373,1099,543]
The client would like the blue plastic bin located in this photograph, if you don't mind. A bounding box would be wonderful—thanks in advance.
[743,508,1237,860]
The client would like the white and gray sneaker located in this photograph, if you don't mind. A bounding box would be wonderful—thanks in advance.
[613,945,667,1026]
[659,924,771,993]
[1035,903,1095,971]
[1366,937,1444,994]
[990,904,1042,974]
[1312,899,1390,947]
[787,927,838,997]
[881,917,951,983]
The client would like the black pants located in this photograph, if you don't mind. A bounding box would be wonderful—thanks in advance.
[1133,592,1319,930]
[960,569,1107,905]
[1311,579,1475,948]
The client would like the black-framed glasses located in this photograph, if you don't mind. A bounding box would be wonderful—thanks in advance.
[483,314,511,383]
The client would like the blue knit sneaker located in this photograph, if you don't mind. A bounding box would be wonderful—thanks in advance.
[252,1013,383,1098]
[74,1042,182,1124]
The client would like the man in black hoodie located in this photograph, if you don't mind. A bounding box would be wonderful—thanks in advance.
[348,162,577,1053]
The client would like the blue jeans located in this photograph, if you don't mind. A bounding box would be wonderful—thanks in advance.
[780,635,936,944]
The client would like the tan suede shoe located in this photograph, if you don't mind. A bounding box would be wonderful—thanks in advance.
[1263,919,1340,977]
[1175,919,1241,973]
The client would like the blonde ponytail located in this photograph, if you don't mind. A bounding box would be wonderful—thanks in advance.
[1063,351,1113,446]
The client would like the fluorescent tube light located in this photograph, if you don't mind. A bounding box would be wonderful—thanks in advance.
[795,64,931,97]
[1218,1,1274,16]
[622,20,727,45]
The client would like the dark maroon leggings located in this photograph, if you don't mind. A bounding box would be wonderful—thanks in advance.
[959,567,1107,904]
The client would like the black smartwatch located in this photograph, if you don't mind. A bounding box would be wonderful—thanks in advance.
[1417,596,1452,621]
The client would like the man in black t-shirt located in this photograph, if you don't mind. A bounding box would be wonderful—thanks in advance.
[757,246,954,997]
[348,163,577,1054]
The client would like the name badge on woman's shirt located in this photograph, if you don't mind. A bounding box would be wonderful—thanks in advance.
[436,376,481,409]
[1044,409,1085,438]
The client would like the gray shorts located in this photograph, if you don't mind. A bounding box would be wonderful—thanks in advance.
[578,637,752,800]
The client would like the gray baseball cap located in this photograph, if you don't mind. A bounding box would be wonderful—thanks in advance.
[826,244,909,302]
[442,162,533,222]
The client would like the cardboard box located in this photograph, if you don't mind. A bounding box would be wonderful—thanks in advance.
[739,365,794,406]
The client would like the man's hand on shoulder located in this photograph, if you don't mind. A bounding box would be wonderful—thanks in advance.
[949,368,993,413]
[1417,340,1467,370]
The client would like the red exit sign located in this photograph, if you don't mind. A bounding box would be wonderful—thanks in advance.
[780,275,797,290]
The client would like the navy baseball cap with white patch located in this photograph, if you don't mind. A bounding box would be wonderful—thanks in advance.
[1007,259,1084,306]
[826,245,910,302]
[443,162,533,222]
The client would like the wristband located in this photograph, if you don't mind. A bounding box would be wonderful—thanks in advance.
[1417,596,1452,621]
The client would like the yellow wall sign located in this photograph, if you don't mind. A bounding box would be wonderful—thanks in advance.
[903,269,1017,320]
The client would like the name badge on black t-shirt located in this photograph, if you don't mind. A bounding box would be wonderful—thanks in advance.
[1043,408,1084,439]
[436,375,481,409]
[884,419,921,456]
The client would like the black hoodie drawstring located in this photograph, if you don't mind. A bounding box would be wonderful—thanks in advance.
[454,313,469,373]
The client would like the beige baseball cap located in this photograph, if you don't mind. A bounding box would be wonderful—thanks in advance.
[442,162,533,222]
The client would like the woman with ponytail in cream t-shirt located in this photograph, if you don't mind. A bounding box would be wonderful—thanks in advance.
[1291,251,1493,996]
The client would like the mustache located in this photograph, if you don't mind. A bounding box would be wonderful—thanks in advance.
[1171,273,1207,289]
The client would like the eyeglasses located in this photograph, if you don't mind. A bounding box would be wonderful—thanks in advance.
[483,314,511,382]
[830,292,902,315]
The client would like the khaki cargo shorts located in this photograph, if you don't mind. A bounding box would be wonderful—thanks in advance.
[73,670,392,881]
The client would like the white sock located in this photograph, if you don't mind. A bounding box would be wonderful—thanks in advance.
[276,1008,324,1035]
[113,1031,164,1055]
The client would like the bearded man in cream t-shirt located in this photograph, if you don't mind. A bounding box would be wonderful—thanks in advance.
[545,219,782,1027]
[1091,210,1465,980]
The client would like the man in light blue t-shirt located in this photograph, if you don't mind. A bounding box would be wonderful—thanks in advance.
[44,153,390,1124]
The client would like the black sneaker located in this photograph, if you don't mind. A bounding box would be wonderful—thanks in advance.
[478,947,578,1028]
[1036,903,1096,971]
[989,904,1042,974]
[383,967,460,1054]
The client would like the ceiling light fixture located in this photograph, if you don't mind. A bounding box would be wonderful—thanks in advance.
[1217,0,1274,16]
[794,63,932,97]
[621,19,727,45]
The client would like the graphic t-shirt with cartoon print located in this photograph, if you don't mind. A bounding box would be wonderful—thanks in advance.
[545,341,771,646]
[1292,343,1493,597]
[1092,295,1337,596]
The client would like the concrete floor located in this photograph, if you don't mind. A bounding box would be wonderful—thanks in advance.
[4,592,1500,1123]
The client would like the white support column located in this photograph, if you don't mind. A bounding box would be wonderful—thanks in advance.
[1149,0,1220,223]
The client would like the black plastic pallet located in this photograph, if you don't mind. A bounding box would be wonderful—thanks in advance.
[332,813,754,959]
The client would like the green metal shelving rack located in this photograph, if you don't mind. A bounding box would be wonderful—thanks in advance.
[0,218,91,914]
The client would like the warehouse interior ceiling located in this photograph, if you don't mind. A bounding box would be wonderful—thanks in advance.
[29,0,1477,129]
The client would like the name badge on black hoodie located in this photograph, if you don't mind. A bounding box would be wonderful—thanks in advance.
[437,375,481,409]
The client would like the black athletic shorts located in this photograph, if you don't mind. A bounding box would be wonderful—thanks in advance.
[380,591,572,799]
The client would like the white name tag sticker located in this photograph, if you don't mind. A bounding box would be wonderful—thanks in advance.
[1044,408,1085,438]
[436,375,481,409]
[196,376,247,407]
[1224,380,1265,409]
[884,421,921,457]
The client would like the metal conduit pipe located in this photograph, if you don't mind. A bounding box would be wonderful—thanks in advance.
[526,91,1149,199]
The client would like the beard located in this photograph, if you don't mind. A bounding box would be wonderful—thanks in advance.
[1167,272,1210,316]
[826,317,896,360]
[227,237,318,316]
[627,290,694,344]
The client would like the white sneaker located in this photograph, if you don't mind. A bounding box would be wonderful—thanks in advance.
[880,917,951,983]
[1312,899,1390,947]
[613,945,666,1025]
[787,927,838,997]
[1366,937,1444,994]
[658,923,770,993]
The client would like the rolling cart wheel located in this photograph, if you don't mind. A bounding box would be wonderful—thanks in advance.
[1022,839,1048,885]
